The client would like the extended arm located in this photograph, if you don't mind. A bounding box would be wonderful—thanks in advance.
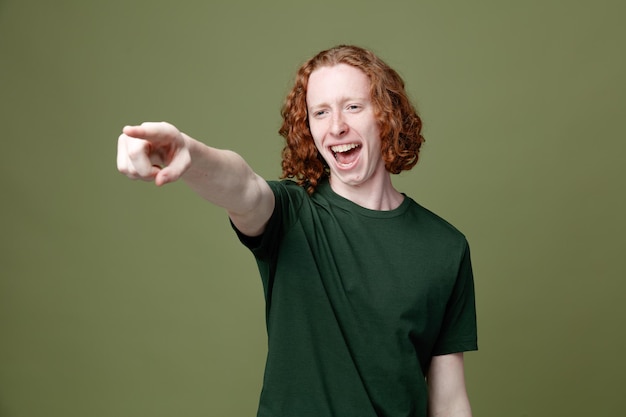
[427,353,472,417]
[117,122,274,236]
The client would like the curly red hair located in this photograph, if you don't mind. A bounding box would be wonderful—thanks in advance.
[279,45,425,194]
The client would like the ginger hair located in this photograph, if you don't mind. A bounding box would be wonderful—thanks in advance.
[279,45,425,195]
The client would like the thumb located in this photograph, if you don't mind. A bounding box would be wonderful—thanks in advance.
[153,148,191,186]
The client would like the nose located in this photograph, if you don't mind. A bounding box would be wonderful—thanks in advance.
[330,112,348,137]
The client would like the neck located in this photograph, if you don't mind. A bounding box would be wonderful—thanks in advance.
[329,174,404,211]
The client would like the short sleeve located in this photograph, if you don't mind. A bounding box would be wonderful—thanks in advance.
[231,180,305,261]
[431,241,478,355]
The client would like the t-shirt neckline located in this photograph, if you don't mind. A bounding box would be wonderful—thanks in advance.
[315,179,412,219]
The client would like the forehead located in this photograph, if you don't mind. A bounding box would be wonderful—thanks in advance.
[306,64,371,106]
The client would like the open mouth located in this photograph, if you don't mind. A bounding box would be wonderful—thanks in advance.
[331,143,361,166]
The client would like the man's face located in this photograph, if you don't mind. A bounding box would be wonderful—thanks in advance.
[306,64,386,190]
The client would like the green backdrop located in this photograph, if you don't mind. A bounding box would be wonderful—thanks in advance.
[1,1,624,416]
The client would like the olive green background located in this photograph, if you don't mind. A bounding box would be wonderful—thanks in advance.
[1,0,624,416]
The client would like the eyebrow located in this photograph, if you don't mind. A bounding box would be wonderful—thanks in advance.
[307,96,370,111]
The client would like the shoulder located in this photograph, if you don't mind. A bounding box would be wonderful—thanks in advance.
[266,179,309,211]
[267,179,307,198]
[399,198,471,267]
[406,198,467,241]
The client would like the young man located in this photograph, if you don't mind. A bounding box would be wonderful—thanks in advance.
[117,45,477,417]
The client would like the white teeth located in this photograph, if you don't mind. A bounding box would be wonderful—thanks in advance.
[331,143,359,153]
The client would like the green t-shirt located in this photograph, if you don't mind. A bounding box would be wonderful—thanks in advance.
[235,179,477,417]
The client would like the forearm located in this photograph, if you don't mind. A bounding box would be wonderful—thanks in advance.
[428,402,472,417]
[181,135,255,209]
[427,353,473,417]
[180,134,273,236]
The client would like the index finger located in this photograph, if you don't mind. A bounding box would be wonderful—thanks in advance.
[122,122,177,144]
[122,124,147,139]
